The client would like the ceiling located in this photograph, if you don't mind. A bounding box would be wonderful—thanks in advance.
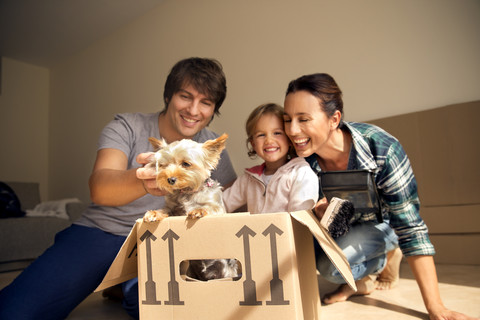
[0,0,165,68]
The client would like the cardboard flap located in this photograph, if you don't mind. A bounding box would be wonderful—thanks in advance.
[290,210,357,291]
[95,220,140,292]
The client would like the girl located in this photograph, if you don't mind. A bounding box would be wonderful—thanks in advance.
[223,103,318,214]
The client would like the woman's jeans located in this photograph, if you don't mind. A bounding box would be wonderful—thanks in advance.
[0,224,139,320]
[315,221,398,284]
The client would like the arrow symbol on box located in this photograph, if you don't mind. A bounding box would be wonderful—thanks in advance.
[140,230,161,305]
[263,224,289,305]
[236,225,261,306]
[162,229,184,305]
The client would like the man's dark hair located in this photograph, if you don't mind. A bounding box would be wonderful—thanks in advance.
[162,57,227,118]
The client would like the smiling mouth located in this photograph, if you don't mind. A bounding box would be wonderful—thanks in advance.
[181,115,199,124]
[293,138,309,147]
[264,147,279,152]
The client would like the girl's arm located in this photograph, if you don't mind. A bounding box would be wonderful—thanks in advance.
[288,164,319,212]
[222,175,247,213]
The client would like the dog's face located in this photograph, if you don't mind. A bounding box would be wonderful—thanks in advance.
[147,134,228,194]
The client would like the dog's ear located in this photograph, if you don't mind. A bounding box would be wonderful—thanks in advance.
[202,133,228,169]
[148,137,167,151]
[203,133,228,155]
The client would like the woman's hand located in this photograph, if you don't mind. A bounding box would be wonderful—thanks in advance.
[407,255,479,320]
[428,305,478,320]
[313,197,329,220]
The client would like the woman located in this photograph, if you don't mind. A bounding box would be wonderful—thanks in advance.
[283,73,474,320]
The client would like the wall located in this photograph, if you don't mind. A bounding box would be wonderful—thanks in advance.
[32,0,480,202]
[0,57,50,200]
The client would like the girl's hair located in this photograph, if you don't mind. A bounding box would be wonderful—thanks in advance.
[245,103,287,158]
[285,73,345,128]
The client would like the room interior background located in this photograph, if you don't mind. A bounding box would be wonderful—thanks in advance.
[0,0,479,204]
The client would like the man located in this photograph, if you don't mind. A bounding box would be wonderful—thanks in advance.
[0,57,237,320]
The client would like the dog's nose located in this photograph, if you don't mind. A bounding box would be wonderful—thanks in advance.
[167,177,177,185]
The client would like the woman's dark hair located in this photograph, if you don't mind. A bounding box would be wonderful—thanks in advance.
[285,73,344,126]
[162,57,227,118]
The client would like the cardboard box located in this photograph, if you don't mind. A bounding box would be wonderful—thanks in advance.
[96,210,355,319]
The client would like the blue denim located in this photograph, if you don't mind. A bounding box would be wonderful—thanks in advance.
[122,278,140,319]
[0,224,135,320]
[315,221,398,284]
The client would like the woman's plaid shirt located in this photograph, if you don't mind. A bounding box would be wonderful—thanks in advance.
[306,121,435,257]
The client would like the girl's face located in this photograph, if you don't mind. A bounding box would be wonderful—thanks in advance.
[251,113,290,166]
[283,90,339,157]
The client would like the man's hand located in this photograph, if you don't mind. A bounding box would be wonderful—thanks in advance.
[136,152,167,197]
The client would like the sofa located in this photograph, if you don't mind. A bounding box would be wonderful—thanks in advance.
[0,181,87,272]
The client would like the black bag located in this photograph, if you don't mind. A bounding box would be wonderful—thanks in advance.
[318,170,383,223]
[0,182,25,218]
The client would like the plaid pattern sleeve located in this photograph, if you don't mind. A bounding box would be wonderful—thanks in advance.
[348,122,435,256]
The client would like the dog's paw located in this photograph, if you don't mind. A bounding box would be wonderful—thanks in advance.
[187,208,209,219]
[143,210,168,222]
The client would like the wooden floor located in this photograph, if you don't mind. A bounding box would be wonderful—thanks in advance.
[1,263,479,319]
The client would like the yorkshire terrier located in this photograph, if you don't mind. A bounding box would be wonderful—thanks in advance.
[186,259,240,281]
[142,133,240,281]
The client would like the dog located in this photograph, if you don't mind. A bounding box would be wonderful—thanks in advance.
[142,133,239,281]
[187,259,240,281]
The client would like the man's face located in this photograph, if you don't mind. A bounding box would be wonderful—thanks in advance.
[164,84,216,140]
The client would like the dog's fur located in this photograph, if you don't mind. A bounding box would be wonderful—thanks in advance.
[142,133,239,281]
[187,259,240,281]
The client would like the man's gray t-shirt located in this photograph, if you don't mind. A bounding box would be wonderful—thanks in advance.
[75,112,237,236]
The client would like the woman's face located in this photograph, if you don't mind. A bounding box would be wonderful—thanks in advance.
[283,90,337,157]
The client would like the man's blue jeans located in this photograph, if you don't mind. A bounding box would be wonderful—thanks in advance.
[0,224,138,319]
[315,221,398,283]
